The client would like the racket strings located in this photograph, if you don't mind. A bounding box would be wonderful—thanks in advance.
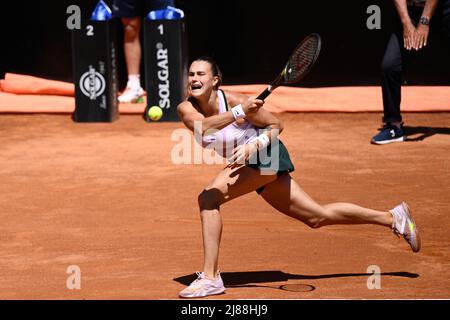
[285,36,321,83]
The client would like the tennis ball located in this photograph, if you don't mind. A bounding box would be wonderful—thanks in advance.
[148,106,163,121]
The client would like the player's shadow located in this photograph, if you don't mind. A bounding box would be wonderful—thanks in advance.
[403,126,450,142]
[173,270,419,289]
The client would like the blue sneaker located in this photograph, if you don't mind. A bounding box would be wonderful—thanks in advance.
[371,123,405,145]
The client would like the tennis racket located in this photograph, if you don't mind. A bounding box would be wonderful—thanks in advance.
[257,33,322,100]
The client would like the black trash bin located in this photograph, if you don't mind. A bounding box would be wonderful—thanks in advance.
[72,18,119,122]
[143,17,188,122]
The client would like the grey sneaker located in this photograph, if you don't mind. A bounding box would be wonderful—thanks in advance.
[390,202,421,252]
[179,271,226,298]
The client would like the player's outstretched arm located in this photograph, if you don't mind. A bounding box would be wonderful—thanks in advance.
[177,98,264,135]
[225,90,283,132]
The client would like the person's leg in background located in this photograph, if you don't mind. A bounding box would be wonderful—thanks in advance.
[112,0,145,103]
[119,16,145,103]
[371,30,407,145]
[381,32,404,126]
[115,0,174,103]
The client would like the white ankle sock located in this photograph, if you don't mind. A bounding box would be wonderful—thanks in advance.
[390,204,406,232]
[127,74,141,90]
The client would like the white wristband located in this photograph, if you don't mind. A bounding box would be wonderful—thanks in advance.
[231,104,246,120]
[256,134,270,149]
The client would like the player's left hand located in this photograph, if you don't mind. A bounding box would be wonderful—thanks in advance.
[413,24,429,50]
[228,142,258,168]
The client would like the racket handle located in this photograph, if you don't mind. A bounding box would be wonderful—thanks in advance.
[256,87,272,101]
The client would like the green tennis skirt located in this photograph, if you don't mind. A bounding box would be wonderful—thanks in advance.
[246,139,295,194]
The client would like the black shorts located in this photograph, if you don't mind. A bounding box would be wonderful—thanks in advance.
[246,140,295,195]
[112,0,174,18]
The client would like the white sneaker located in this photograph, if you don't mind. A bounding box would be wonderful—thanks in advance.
[390,202,421,253]
[118,87,145,103]
[179,271,226,298]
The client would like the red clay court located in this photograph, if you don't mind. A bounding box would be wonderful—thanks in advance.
[0,84,449,299]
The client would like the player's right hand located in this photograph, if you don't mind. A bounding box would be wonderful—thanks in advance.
[242,97,264,114]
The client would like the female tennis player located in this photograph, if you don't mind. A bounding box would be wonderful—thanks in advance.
[177,56,421,298]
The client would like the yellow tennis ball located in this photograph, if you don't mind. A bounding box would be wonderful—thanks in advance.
[148,106,163,121]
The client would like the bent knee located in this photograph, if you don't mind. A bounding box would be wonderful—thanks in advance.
[198,188,224,211]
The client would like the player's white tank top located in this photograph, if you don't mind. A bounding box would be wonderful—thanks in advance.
[201,90,260,158]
